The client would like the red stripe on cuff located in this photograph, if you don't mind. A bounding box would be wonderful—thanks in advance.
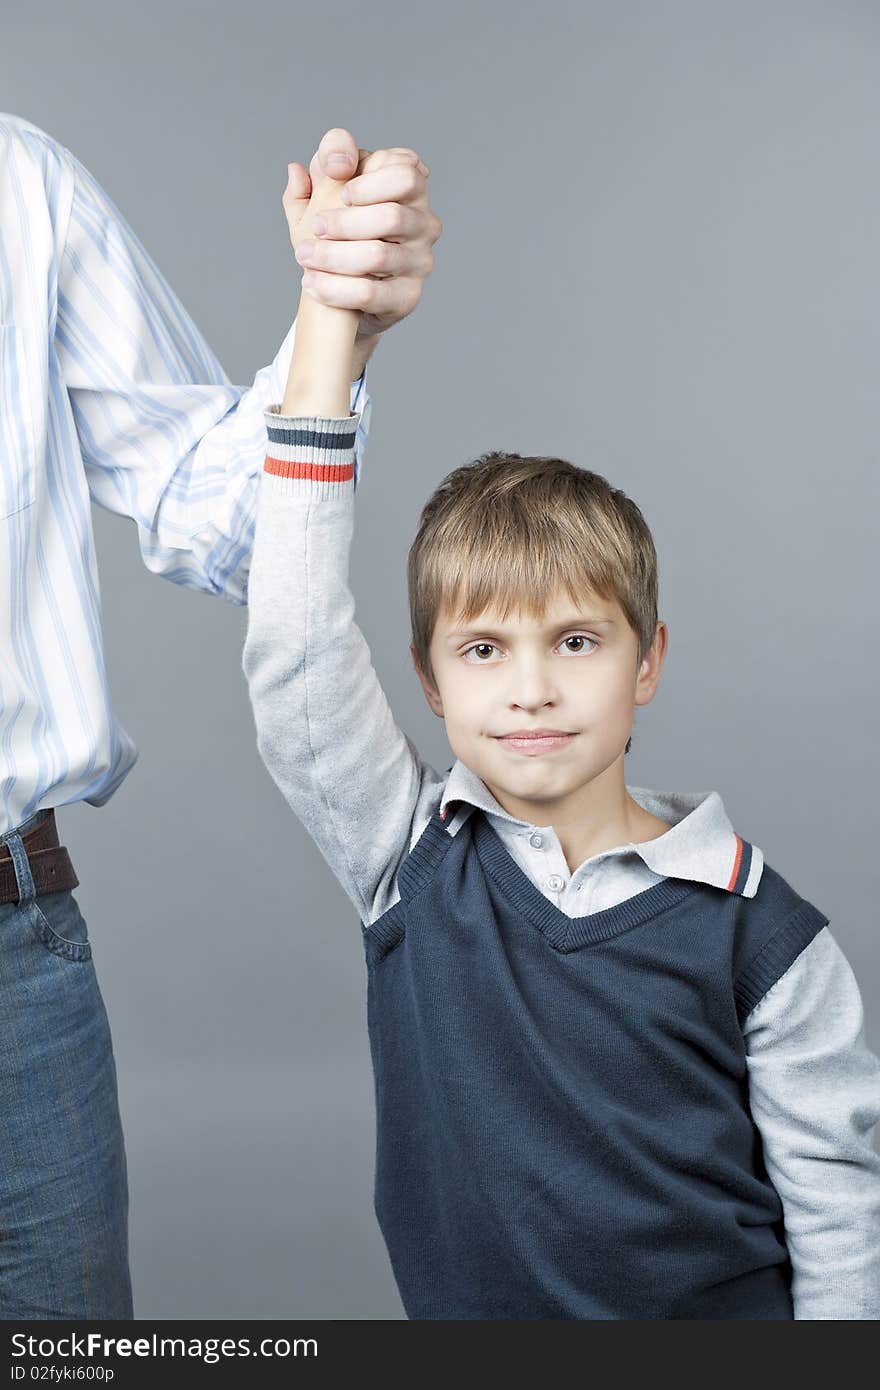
[264,455,354,482]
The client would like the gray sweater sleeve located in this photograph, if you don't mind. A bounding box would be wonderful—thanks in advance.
[241,408,445,928]
[743,927,880,1318]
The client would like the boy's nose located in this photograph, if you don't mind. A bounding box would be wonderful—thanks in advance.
[506,663,561,709]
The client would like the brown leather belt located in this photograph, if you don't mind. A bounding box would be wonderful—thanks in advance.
[0,810,79,905]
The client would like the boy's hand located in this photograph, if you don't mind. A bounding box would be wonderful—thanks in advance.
[282,127,440,341]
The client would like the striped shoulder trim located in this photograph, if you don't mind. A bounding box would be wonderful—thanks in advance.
[727,834,761,895]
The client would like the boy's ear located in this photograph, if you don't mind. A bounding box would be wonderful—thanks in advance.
[410,643,445,719]
[634,620,668,707]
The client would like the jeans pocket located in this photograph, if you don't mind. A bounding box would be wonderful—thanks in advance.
[27,890,93,963]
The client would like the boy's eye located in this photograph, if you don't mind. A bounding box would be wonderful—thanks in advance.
[462,635,598,663]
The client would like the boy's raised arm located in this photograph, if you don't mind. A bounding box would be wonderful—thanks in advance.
[242,167,442,928]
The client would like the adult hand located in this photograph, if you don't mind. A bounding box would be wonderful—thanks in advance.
[282,127,441,341]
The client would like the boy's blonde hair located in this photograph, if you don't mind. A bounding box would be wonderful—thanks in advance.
[407,452,659,753]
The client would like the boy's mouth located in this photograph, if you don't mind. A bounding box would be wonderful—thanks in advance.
[493,731,576,755]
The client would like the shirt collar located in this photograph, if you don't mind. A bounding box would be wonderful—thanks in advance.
[438,757,763,897]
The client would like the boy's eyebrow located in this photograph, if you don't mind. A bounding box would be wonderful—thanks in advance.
[444,616,617,640]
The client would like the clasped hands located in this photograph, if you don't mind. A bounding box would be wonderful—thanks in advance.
[283,126,441,348]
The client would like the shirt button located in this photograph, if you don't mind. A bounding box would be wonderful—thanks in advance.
[529,833,544,849]
[546,874,565,892]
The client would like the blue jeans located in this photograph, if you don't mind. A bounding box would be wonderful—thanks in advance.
[0,811,132,1319]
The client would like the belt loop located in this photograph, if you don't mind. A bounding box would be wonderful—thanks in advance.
[4,832,36,906]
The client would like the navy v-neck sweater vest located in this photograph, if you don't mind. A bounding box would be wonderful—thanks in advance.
[362,805,828,1320]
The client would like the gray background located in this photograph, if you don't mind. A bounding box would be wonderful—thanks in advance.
[2,0,878,1319]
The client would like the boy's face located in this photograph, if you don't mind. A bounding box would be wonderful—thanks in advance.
[413,585,667,824]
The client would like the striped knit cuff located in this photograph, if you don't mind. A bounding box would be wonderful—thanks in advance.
[263,406,360,499]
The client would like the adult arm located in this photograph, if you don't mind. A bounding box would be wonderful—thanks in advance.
[53,140,371,604]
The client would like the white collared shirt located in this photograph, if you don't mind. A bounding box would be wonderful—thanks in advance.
[438,758,765,909]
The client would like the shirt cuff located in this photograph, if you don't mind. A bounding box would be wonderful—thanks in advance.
[262,406,360,499]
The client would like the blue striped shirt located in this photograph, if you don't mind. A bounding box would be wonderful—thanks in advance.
[0,112,371,835]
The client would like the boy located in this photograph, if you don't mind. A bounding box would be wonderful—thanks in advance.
[242,165,880,1319]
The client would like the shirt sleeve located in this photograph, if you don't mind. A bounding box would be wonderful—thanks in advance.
[52,142,371,604]
[743,925,880,1318]
[242,408,444,927]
